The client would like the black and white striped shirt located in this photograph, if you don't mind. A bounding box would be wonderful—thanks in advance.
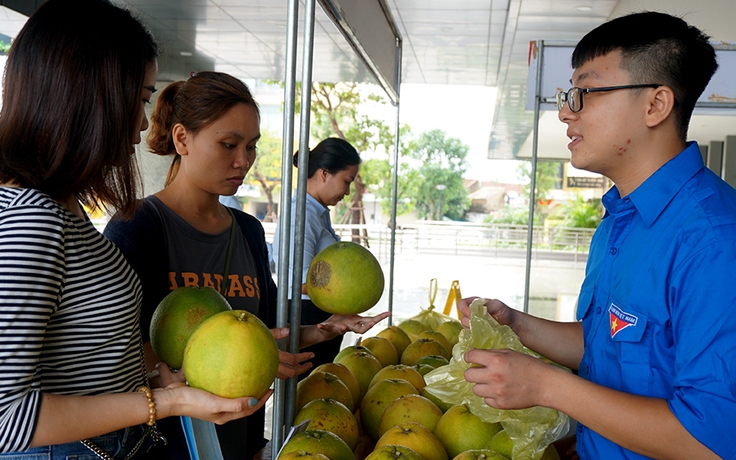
[0,187,144,453]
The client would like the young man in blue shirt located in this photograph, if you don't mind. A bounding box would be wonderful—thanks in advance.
[460,11,735,459]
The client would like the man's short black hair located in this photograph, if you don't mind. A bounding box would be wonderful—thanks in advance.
[572,11,718,140]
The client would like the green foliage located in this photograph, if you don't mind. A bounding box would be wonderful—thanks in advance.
[244,129,283,221]
[552,194,603,229]
[485,206,540,226]
[258,81,471,223]
[516,161,562,201]
[410,129,471,220]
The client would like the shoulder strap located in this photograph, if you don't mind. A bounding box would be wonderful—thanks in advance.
[221,207,237,296]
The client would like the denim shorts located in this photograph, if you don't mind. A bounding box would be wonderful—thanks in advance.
[0,425,146,460]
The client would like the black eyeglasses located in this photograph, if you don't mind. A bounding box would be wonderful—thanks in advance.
[556,84,662,112]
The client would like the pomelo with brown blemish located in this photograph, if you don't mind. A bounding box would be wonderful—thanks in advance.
[306,242,384,315]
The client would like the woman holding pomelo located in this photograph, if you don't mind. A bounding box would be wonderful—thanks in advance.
[272,137,368,370]
[0,1,267,459]
[104,71,388,459]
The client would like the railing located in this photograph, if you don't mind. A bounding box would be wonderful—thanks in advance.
[261,220,594,263]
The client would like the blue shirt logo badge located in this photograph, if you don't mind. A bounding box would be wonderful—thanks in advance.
[609,303,638,338]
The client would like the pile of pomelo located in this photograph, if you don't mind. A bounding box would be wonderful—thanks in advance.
[277,312,562,460]
[149,286,279,399]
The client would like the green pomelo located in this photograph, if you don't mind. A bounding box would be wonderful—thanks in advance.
[306,242,384,315]
[435,404,503,458]
[150,286,231,369]
[451,450,509,460]
[365,445,424,460]
[397,319,427,341]
[182,310,278,399]
[487,431,512,459]
[436,320,464,347]
[413,354,450,369]
[279,430,355,460]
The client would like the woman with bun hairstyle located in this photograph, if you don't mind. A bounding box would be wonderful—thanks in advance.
[272,137,363,369]
[0,1,261,459]
[104,71,388,459]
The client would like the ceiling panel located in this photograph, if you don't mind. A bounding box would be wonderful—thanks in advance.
[1,0,734,161]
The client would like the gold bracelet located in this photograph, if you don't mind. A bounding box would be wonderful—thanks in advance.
[137,385,156,426]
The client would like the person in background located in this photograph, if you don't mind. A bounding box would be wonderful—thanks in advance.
[104,72,388,460]
[459,11,735,460]
[0,1,263,459]
[272,138,362,370]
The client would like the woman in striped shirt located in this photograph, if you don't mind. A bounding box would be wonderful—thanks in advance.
[0,1,267,458]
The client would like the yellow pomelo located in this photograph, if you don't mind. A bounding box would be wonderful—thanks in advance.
[279,430,355,460]
[293,398,360,450]
[150,286,231,369]
[400,338,451,366]
[182,310,278,399]
[368,364,426,393]
[336,351,383,399]
[313,363,362,407]
[375,422,448,460]
[333,345,373,363]
[306,241,384,315]
[278,452,330,460]
[360,336,399,367]
[375,325,412,359]
[296,371,355,413]
[360,378,418,440]
[352,429,376,460]
[378,394,443,437]
[417,330,452,356]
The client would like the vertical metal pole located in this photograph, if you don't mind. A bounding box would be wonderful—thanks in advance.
[388,39,402,326]
[285,0,317,430]
[271,0,299,456]
[523,40,545,314]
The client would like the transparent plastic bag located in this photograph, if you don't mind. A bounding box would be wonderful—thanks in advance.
[399,278,454,332]
[423,299,569,460]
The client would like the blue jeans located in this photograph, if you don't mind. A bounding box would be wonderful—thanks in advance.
[0,425,146,460]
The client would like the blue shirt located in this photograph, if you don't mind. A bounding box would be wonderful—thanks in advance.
[272,193,339,299]
[575,142,736,459]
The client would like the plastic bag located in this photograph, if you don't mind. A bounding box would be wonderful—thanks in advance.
[423,299,569,460]
[399,278,455,333]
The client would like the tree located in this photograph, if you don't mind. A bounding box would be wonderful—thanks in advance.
[516,160,562,222]
[245,129,282,222]
[305,82,396,243]
[409,129,470,220]
[553,194,603,228]
[359,125,421,219]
